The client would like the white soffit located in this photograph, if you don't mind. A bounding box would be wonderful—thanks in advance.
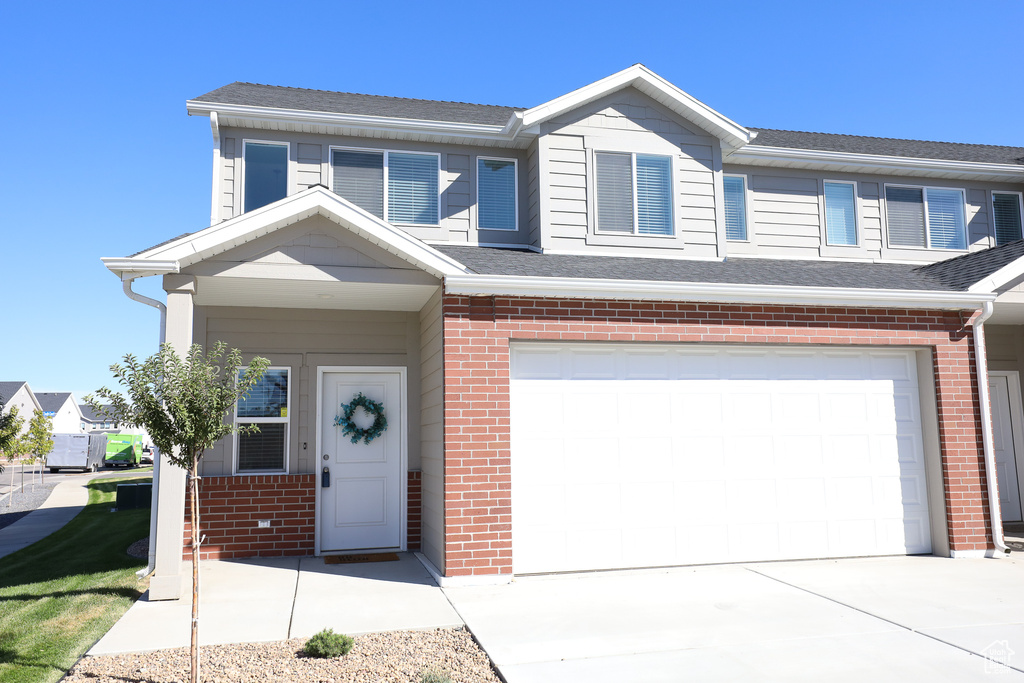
[111,187,469,280]
[193,276,439,312]
[727,146,1024,183]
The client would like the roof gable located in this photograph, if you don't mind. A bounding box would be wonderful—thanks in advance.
[104,186,470,280]
[520,65,753,150]
[36,392,73,414]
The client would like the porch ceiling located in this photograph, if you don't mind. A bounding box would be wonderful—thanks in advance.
[193,275,440,311]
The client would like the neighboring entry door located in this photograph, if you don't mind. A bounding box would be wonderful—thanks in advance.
[990,372,1024,523]
[319,369,405,552]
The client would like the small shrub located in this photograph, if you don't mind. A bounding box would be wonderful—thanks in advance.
[421,668,453,683]
[303,628,354,658]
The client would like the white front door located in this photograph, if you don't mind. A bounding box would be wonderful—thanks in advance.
[319,369,405,552]
[990,372,1024,523]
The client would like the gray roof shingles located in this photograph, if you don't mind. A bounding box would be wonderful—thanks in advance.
[435,244,1017,293]
[748,128,1024,166]
[191,82,519,126]
[191,83,1024,165]
[0,382,27,403]
[35,392,71,413]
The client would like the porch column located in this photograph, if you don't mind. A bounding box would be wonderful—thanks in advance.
[148,274,195,600]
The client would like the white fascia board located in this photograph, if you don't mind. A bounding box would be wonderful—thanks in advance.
[519,65,753,149]
[969,255,1024,293]
[728,145,1024,182]
[126,187,469,279]
[445,274,994,310]
[186,100,522,145]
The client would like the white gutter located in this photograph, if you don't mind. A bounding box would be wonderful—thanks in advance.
[727,146,1024,182]
[120,275,168,578]
[973,300,1010,556]
[444,274,996,310]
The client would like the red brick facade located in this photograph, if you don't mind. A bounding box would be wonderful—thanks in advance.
[442,294,992,577]
[183,471,425,561]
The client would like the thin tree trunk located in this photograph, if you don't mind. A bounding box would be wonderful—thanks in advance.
[190,459,200,683]
[7,463,12,507]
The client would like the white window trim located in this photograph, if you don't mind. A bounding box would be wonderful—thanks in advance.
[883,183,968,251]
[723,173,753,243]
[475,156,519,232]
[233,366,291,475]
[594,151,675,238]
[241,139,290,214]
[328,145,441,226]
[992,190,1024,245]
[822,179,860,247]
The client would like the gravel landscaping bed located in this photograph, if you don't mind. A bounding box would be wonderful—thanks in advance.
[62,628,501,683]
[0,479,58,530]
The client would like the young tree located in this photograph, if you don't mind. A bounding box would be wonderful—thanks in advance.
[87,341,268,683]
[23,410,54,487]
[0,395,23,476]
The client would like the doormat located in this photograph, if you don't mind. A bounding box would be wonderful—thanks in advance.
[324,553,400,565]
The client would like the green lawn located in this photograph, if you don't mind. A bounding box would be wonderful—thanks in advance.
[0,477,151,683]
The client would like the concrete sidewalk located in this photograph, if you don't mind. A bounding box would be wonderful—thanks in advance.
[0,477,91,559]
[90,553,463,655]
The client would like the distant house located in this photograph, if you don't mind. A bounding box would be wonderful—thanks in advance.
[79,404,120,432]
[0,381,42,438]
[36,392,84,434]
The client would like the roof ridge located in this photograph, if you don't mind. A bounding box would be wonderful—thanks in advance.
[221,81,525,111]
[751,127,1024,152]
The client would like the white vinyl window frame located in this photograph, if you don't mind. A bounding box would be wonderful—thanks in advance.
[475,156,519,232]
[241,139,290,214]
[992,191,1024,246]
[883,183,968,251]
[594,151,675,238]
[328,145,441,226]
[233,366,291,475]
[822,179,860,247]
[722,173,753,243]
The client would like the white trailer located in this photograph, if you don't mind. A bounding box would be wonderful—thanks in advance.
[46,433,104,473]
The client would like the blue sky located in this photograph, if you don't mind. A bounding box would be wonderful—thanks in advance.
[2,0,1022,402]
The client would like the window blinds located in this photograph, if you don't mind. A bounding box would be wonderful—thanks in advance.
[331,150,384,218]
[824,182,857,246]
[478,159,516,230]
[388,152,439,224]
[596,152,634,232]
[994,193,1023,245]
[636,155,672,235]
[925,188,966,250]
[885,186,926,247]
[723,176,747,241]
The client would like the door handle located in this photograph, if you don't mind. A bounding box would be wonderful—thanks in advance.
[322,466,330,488]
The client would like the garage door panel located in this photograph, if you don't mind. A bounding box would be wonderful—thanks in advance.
[511,344,932,574]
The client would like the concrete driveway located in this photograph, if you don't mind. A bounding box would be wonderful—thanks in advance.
[445,555,1024,682]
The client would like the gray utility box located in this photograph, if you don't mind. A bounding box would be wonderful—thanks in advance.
[115,482,153,510]
[46,433,104,473]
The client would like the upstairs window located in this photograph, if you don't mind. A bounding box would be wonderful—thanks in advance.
[595,152,672,236]
[824,181,858,246]
[477,157,518,231]
[993,192,1023,245]
[885,185,966,250]
[243,141,288,213]
[331,148,439,225]
[235,367,289,473]
[723,175,748,241]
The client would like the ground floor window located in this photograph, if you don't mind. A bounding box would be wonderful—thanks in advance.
[235,367,290,473]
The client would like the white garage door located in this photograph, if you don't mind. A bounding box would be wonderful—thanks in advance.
[510,344,931,574]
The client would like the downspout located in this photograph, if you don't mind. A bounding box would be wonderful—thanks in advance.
[973,300,1010,556]
[121,275,168,577]
[208,112,220,227]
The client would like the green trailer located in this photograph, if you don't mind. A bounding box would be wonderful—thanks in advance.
[104,433,143,467]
